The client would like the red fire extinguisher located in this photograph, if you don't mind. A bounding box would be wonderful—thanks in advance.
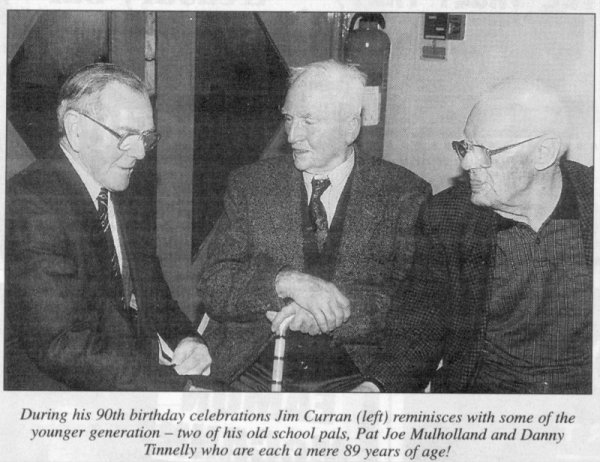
[344,13,391,158]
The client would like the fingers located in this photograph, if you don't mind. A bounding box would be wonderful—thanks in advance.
[302,276,350,329]
[274,272,351,332]
[289,311,320,335]
[175,356,211,375]
[334,289,351,322]
[351,381,381,392]
[269,303,323,336]
[265,311,277,322]
[175,346,212,375]
[267,305,295,333]
[309,284,350,331]
[172,338,212,375]
[308,303,330,332]
[297,315,321,336]
[289,314,304,331]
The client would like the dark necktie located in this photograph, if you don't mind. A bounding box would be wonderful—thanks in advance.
[97,188,130,318]
[309,178,331,251]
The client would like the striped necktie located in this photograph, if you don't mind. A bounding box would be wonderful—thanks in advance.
[97,189,121,281]
[309,178,331,251]
[97,188,129,316]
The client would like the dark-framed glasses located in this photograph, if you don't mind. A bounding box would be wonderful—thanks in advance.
[451,135,544,167]
[75,110,161,152]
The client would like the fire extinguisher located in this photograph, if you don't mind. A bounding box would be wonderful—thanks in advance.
[344,13,391,158]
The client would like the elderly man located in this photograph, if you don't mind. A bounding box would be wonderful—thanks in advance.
[5,63,211,390]
[363,79,592,393]
[196,59,431,392]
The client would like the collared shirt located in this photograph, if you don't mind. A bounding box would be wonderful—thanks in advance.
[302,151,355,227]
[475,174,592,393]
[62,146,124,272]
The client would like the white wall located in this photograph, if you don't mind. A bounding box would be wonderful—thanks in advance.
[382,13,594,193]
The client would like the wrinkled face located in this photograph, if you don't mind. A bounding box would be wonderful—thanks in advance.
[282,79,356,174]
[76,82,154,191]
[461,103,538,213]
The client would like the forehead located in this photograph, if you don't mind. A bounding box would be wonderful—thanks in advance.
[97,82,153,124]
[464,98,530,144]
[283,78,341,116]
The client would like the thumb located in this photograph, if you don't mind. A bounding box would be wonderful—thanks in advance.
[265,311,277,322]
[171,347,187,365]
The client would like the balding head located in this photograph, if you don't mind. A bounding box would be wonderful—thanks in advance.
[460,79,570,228]
[466,79,569,158]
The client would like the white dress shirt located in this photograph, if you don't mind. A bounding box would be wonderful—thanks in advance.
[302,151,355,227]
[62,146,124,272]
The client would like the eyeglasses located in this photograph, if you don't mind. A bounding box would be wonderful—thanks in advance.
[451,135,543,168]
[75,110,161,152]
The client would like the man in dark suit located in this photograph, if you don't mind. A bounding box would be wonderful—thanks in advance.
[196,60,431,391]
[5,63,211,391]
[363,79,592,393]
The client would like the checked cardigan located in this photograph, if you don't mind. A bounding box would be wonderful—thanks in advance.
[368,159,593,393]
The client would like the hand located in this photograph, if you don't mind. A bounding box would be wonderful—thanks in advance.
[172,337,212,376]
[266,302,322,335]
[351,381,381,393]
[188,385,213,392]
[275,270,350,332]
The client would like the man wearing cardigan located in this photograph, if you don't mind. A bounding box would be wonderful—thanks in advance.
[197,60,431,391]
[364,79,592,393]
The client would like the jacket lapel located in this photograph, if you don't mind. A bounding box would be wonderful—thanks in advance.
[263,160,305,267]
[336,157,385,272]
[52,154,135,329]
[49,156,105,254]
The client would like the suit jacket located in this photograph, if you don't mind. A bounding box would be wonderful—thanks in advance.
[368,159,593,392]
[5,154,201,391]
[196,153,431,383]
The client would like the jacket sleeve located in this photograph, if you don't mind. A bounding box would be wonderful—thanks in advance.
[6,185,189,391]
[195,172,285,323]
[333,183,432,345]
[136,253,204,350]
[366,202,449,392]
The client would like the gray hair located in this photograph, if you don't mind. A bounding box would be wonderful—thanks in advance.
[56,62,149,136]
[288,60,367,118]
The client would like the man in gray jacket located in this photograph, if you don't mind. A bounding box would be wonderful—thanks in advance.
[197,60,431,392]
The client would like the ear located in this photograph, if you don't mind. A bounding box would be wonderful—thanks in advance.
[345,115,362,145]
[63,110,83,152]
[533,136,561,171]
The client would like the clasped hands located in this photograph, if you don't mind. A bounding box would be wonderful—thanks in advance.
[266,270,351,335]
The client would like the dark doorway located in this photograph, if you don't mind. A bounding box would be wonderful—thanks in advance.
[8,11,110,160]
[191,12,289,255]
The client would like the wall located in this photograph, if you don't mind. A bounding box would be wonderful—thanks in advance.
[382,13,594,193]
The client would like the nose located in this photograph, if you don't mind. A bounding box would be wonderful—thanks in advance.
[286,119,305,144]
[127,139,146,161]
[460,148,487,171]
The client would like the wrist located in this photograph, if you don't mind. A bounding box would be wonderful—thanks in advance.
[275,269,297,298]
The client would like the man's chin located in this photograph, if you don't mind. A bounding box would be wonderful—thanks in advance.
[292,155,310,172]
[103,176,131,192]
[470,191,491,207]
